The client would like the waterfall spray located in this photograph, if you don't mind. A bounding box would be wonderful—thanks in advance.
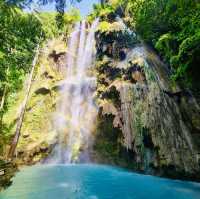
[46,19,99,164]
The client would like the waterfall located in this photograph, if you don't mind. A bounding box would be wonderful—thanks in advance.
[46,19,99,164]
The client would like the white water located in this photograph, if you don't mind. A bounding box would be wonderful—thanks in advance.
[46,19,99,164]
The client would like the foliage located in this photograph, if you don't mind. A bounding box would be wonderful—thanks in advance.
[0,1,79,107]
[62,8,81,33]
[97,21,112,33]
[37,9,80,38]
[7,0,82,13]
[121,0,200,85]
[0,1,42,152]
[87,3,115,22]
[0,1,80,152]
[7,1,81,31]
[0,1,42,100]
[37,12,59,38]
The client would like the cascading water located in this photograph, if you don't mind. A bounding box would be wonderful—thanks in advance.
[46,19,99,164]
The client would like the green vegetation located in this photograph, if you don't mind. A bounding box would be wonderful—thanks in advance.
[0,2,42,153]
[92,0,200,175]
[88,3,115,22]
[122,0,200,86]
[94,0,200,86]
[0,1,80,156]
[0,0,199,165]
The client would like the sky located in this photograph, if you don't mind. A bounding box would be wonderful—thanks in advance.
[26,0,100,17]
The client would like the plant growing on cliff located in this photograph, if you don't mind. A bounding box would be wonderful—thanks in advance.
[121,0,200,87]
[0,1,80,155]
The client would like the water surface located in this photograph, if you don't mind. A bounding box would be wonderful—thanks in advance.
[0,164,200,199]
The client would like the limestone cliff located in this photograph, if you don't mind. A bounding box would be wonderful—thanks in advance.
[3,38,67,165]
[2,18,200,183]
[93,17,200,181]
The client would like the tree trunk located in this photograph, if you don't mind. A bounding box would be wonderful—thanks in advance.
[0,67,9,112]
[8,44,40,159]
[0,87,7,134]
[0,87,7,111]
[0,67,9,134]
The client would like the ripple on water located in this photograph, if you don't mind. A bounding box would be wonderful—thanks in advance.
[0,164,200,199]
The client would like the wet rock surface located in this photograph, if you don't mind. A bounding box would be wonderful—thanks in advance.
[0,160,17,191]
[1,38,65,167]
[93,16,200,181]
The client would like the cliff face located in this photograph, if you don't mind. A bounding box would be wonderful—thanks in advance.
[2,18,200,182]
[93,17,200,181]
[2,38,67,165]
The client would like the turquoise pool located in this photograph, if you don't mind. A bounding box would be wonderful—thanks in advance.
[0,164,200,199]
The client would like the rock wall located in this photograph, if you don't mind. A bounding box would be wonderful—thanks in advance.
[93,17,200,181]
[0,160,17,191]
[2,18,200,182]
[3,38,67,165]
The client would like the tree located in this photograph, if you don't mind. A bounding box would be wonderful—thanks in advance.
[0,1,43,154]
[8,44,40,159]
[0,0,81,156]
